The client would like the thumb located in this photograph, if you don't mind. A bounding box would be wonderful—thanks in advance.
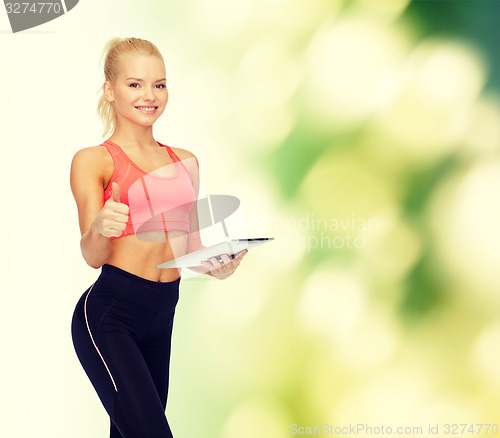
[111,182,121,203]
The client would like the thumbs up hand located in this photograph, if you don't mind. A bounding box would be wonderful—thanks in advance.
[96,182,130,238]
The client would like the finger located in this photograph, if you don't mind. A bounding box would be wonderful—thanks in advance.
[221,254,232,264]
[231,252,247,267]
[108,211,129,223]
[104,218,127,231]
[105,224,125,238]
[234,249,248,259]
[201,259,218,269]
[111,182,121,203]
[200,261,212,271]
[202,261,226,277]
[209,257,223,269]
[214,253,231,263]
[113,201,129,213]
[112,204,130,217]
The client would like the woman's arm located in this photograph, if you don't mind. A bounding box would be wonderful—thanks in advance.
[70,147,112,269]
[181,152,213,275]
[182,151,247,278]
[183,152,207,254]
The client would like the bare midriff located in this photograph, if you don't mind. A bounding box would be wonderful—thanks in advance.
[106,230,188,282]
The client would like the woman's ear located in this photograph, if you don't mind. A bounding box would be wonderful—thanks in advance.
[103,81,114,103]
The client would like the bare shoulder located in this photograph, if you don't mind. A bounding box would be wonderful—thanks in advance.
[170,146,198,166]
[71,144,114,180]
[71,145,112,169]
[70,145,114,193]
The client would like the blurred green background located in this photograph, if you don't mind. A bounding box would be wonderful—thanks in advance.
[166,0,500,436]
[2,0,500,436]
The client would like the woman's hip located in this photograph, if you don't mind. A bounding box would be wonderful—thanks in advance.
[73,264,180,336]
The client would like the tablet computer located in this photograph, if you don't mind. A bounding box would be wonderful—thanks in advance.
[156,237,274,269]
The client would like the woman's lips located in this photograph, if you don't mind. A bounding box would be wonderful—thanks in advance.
[135,106,158,114]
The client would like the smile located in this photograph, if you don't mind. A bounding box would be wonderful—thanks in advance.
[135,106,158,114]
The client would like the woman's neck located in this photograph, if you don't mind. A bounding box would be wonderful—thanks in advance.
[109,125,157,150]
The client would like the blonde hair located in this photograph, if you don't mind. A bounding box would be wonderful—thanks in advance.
[96,37,165,139]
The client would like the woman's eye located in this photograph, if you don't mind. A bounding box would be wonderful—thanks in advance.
[129,83,165,89]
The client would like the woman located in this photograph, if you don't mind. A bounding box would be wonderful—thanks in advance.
[70,37,247,438]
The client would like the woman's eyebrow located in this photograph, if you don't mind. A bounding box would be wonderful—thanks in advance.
[125,77,166,82]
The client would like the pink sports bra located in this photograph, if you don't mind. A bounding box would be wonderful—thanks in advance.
[102,139,195,240]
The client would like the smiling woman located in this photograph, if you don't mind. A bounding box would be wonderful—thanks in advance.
[69,37,247,438]
[97,41,168,141]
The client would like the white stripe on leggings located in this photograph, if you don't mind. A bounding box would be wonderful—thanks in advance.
[84,281,118,392]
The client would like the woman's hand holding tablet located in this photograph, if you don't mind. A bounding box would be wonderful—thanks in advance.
[200,249,248,279]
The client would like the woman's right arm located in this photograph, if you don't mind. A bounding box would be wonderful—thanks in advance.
[70,147,128,269]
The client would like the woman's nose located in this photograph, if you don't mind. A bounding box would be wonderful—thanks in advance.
[143,86,155,101]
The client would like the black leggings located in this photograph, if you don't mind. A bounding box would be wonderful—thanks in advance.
[71,263,180,438]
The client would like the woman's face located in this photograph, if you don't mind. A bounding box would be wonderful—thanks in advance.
[105,54,168,128]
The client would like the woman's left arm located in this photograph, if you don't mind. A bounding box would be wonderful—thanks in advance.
[184,152,247,279]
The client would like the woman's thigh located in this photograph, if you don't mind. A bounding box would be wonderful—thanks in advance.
[71,276,175,437]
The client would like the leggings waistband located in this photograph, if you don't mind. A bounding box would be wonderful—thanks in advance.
[101,263,181,291]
